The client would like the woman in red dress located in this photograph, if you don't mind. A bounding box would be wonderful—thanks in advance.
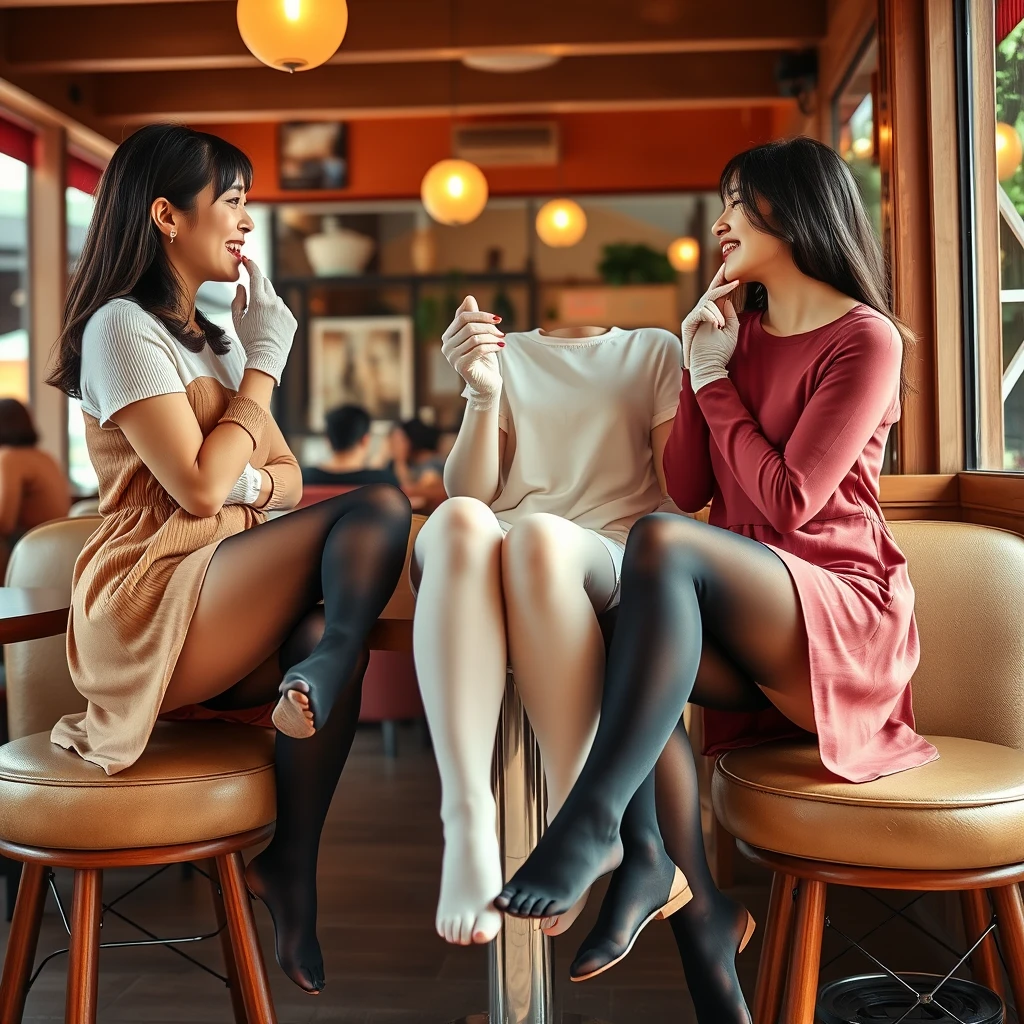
[493,137,938,1022]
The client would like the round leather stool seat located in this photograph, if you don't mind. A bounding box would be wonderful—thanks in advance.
[0,721,276,850]
[713,735,1024,871]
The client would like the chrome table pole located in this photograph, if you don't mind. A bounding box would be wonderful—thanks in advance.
[450,673,612,1024]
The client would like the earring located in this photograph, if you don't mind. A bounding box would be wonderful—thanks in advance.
[169,229,176,243]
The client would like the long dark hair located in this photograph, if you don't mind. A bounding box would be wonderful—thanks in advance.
[720,137,913,388]
[48,124,253,399]
[0,399,38,447]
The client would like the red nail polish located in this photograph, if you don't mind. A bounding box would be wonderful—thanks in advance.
[498,342,506,347]
[493,316,502,322]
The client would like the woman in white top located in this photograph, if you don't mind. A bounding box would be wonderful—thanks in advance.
[412,296,691,970]
[46,125,412,996]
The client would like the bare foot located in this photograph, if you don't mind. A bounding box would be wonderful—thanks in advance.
[436,813,504,946]
[272,681,316,740]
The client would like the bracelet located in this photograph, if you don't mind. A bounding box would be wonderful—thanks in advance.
[219,394,268,449]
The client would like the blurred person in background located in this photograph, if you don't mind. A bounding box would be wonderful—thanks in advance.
[303,404,399,488]
[390,417,447,510]
[0,399,70,558]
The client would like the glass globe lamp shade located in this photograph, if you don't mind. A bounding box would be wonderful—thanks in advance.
[535,199,587,247]
[420,160,489,226]
[668,237,700,273]
[996,121,1023,182]
[237,0,349,73]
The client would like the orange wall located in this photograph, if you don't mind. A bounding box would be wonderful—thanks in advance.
[205,107,781,202]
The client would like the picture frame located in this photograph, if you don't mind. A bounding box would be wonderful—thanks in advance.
[308,316,415,430]
[279,122,348,191]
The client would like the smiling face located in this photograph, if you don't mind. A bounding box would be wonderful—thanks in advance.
[154,179,254,289]
[712,179,786,283]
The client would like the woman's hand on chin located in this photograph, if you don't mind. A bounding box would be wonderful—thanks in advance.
[689,299,739,394]
[681,265,740,369]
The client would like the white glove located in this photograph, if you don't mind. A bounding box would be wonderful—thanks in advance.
[225,464,264,506]
[441,295,504,411]
[689,299,739,393]
[231,258,297,386]
[681,264,740,369]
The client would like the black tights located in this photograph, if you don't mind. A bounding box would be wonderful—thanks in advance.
[169,485,412,993]
[496,513,812,1023]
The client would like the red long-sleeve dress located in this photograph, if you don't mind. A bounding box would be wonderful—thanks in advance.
[665,304,938,783]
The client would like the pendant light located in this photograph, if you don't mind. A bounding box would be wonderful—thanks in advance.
[535,198,587,247]
[667,237,700,273]
[237,0,349,73]
[996,121,1023,182]
[420,159,489,226]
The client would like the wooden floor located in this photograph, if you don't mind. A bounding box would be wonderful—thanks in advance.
[0,724,985,1023]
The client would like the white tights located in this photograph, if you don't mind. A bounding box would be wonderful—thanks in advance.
[411,497,618,945]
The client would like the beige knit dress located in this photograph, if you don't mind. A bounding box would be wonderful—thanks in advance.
[50,299,296,775]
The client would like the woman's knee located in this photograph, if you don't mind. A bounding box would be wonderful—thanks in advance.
[417,496,503,571]
[352,482,413,528]
[501,514,571,593]
[624,512,703,576]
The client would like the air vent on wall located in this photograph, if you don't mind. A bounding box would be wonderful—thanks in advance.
[451,122,560,167]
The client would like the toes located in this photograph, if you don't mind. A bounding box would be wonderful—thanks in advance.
[510,891,534,917]
[535,899,558,920]
[494,888,514,910]
[473,907,502,944]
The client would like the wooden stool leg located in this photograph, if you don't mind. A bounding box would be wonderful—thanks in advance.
[960,889,1004,997]
[754,872,797,1024]
[207,859,247,1024]
[781,879,826,1024]
[992,883,1024,1014]
[65,869,102,1024]
[0,863,48,1024]
[217,852,278,1024]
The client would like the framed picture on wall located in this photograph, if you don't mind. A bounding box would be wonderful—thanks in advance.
[308,316,415,430]
[279,122,348,190]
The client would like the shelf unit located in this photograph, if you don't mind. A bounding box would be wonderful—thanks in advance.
[276,271,538,436]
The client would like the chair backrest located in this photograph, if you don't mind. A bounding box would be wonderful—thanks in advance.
[4,516,99,740]
[294,483,359,510]
[891,520,1024,749]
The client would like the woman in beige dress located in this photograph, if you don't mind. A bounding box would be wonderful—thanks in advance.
[46,124,412,996]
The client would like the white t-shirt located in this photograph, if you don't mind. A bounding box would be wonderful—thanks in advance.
[491,326,682,542]
[80,298,246,427]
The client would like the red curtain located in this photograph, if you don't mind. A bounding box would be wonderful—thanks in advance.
[999,0,1024,42]
[0,115,34,166]
[67,155,103,195]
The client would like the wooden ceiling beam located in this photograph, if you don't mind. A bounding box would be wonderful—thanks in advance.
[86,51,790,123]
[1,0,825,73]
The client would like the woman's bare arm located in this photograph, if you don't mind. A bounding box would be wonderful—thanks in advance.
[113,368,275,518]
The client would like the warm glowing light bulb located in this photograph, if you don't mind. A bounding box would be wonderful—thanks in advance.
[237,0,348,72]
[536,199,587,247]
[851,135,873,159]
[420,159,489,225]
[668,237,700,273]
[997,122,1024,181]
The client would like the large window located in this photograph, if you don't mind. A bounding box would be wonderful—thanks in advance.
[965,4,1024,469]
[834,32,882,242]
[994,16,1024,468]
[0,151,29,405]
[67,181,97,492]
